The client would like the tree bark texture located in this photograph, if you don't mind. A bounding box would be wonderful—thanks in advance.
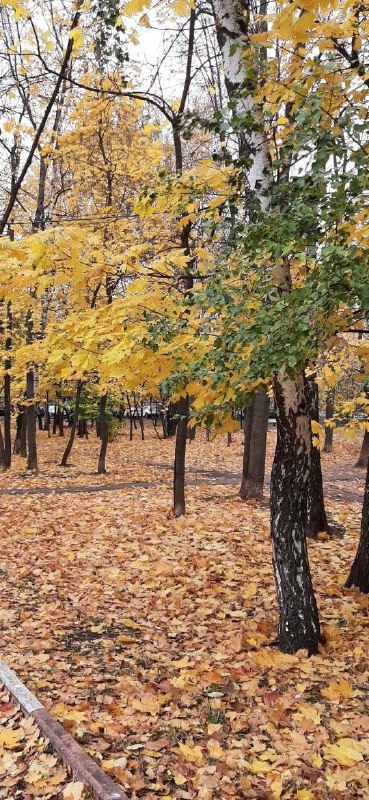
[25,305,37,470]
[323,390,334,453]
[97,393,108,474]
[4,301,12,468]
[355,429,369,469]
[167,401,179,437]
[45,392,50,435]
[173,395,189,517]
[239,390,269,500]
[14,412,27,456]
[0,425,5,467]
[26,369,37,470]
[305,375,329,538]
[271,370,321,654]
[213,0,321,652]
[57,405,64,436]
[60,381,82,467]
[346,457,369,592]
[78,419,88,438]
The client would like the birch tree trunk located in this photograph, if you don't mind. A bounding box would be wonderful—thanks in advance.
[214,0,270,501]
[272,369,321,652]
[213,0,321,653]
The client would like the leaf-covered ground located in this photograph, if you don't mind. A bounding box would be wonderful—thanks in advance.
[0,684,88,799]
[0,427,368,799]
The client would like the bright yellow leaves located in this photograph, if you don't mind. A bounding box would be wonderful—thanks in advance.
[0,727,23,749]
[311,419,325,450]
[321,677,353,701]
[178,743,204,766]
[69,27,84,48]
[323,737,366,766]
[123,0,150,15]
[1,0,27,20]
[122,0,194,16]
[292,702,321,725]
[132,695,161,715]
[247,758,275,774]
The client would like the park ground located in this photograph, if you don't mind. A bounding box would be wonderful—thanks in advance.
[0,426,369,799]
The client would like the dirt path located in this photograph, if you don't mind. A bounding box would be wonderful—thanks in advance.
[0,462,365,504]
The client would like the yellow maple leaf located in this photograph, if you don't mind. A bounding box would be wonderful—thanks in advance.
[247,759,274,774]
[293,790,314,800]
[172,655,192,668]
[174,773,187,786]
[323,737,365,766]
[292,702,321,725]
[267,770,283,799]
[63,783,85,800]
[124,0,149,14]
[179,743,204,766]
[69,28,84,48]
[0,728,22,748]
[321,678,352,701]
[132,695,160,715]
[1,0,27,21]
[207,739,224,759]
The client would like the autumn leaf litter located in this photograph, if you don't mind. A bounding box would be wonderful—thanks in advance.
[0,429,368,799]
[0,684,89,799]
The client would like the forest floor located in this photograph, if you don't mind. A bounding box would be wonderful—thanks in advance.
[0,425,369,800]
[0,682,89,799]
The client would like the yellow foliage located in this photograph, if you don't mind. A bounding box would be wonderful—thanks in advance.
[323,737,366,766]
[178,743,204,766]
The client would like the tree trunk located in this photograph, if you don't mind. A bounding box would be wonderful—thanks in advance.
[57,405,64,436]
[45,392,50,437]
[355,429,369,469]
[271,369,321,654]
[20,410,27,457]
[3,301,12,468]
[26,369,37,470]
[323,390,334,453]
[213,0,321,652]
[346,457,369,592]
[173,395,189,517]
[25,304,37,471]
[97,394,108,474]
[0,425,5,468]
[305,375,329,538]
[78,419,88,438]
[53,405,57,435]
[167,401,179,437]
[13,414,21,454]
[60,381,82,467]
[239,390,269,500]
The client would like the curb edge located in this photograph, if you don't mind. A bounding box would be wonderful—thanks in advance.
[0,660,127,800]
